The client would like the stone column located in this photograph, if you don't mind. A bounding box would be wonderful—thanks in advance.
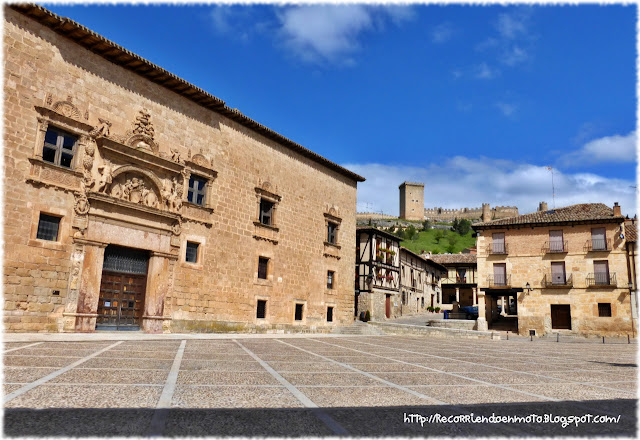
[473,287,478,306]
[455,287,460,303]
[142,251,177,333]
[74,240,107,332]
[476,291,488,331]
[501,296,506,316]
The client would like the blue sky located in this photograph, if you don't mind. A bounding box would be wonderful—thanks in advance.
[45,4,637,216]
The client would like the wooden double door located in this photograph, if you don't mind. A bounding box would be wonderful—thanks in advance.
[96,246,149,330]
[551,304,571,330]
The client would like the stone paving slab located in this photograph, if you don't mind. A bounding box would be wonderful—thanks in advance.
[48,369,170,384]
[171,385,305,408]
[4,355,83,368]
[375,372,479,386]
[408,385,547,405]
[177,371,280,385]
[179,360,263,371]
[4,384,163,408]
[265,361,350,372]
[510,384,636,401]
[4,367,61,383]
[81,357,174,370]
[280,372,382,386]
[299,386,430,407]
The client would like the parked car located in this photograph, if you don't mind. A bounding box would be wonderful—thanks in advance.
[459,306,478,320]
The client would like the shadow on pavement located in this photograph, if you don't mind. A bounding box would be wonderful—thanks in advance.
[4,399,635,437]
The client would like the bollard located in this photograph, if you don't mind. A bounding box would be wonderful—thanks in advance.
[629,334,631,344]
[602,336,605,344]
[557,333,559,343]
[530,334,533,342]
[506,331,509,340]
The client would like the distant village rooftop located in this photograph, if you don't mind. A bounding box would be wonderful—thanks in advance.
[473,203,625,229]
[429,253,477,265]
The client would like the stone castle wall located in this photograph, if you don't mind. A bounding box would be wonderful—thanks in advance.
[4,8,358,332]
[425,206,519,222]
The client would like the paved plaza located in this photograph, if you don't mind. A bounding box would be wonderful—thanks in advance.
[3,334,637,437]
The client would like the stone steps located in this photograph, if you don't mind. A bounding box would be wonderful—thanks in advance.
[331,321,387,336]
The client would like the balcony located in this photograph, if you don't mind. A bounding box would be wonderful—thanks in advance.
[487,274,511,288]
[487,242,509,255]
[584,238,611,252]
[542,241,568,254]
[542,272,573,288]
[456,275,467,283]
[586,272,617,287]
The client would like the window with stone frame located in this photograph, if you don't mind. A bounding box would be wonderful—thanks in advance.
[327,221,338,244]
[185,241,199,263]
[598,303,612,317]
[259,198,275,226]
[327,270,335,289]
[257,300,267,319]
[187,175,207,206]
[42,127,77,168]
[258,257,269,280]
[36,213,61,241]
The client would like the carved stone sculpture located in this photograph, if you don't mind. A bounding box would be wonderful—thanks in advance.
[96,162,113,193]
[132,109,155,140]
[74,192,90,215]
[90,118,111,138]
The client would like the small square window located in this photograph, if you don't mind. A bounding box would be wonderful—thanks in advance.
[258,257,269,280]
[259,199,274,226]
[257,300,267,319]
[327,222,338,244]
[598,303,612,317]
[327,271,335,289]
[185,241,199,263]
[187,175,207,206]
[36,214,61,241]
[327,306,334,322]
[295,303,304,321]
[42,127,77,168]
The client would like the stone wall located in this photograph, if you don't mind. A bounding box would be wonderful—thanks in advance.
[476,222,632,336]
[4,8,358,332]
[424,205,519,222]
[369,322,494,339]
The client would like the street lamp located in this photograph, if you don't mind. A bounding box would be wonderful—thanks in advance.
[525,282,531,294]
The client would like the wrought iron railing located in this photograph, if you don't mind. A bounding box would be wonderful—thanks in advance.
[487,274,511,287]
[585,238,611,252]
[586,272,616,287]
[487,242,508,255]
[542,272,573,288]
[542,240,568,253]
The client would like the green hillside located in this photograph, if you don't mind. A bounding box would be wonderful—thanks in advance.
[400,229,476,254]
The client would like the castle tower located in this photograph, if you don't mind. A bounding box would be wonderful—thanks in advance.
[399,182,425,220]
[482,203,491,222]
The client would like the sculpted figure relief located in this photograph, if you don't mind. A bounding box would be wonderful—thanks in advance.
[132,109,155,140]
[163,177,183,211]
[109,172,160,209]
[96,162,113,193]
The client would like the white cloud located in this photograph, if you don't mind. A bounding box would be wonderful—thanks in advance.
[496,101,517,117]
[560,131,637,166]
[496,11,529,40]
[431,22,455,44]
[343,158,636,218]
[501,45,528,66]
[275,5,412,65]
[475,62,499,79]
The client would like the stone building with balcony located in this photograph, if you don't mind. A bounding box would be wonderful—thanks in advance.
[473,202,634,336]
[398,248,446,315]
[4,5,365,333]
[429,253,478,312]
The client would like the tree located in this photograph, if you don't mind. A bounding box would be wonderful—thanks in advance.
[406,225,418,240]
[433,229,444,243]
[422,220,431,231]
[395,228,405,239]
[452,219,471,235]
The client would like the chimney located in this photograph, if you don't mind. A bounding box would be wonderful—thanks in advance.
[613,202,621,216]
[538,201,548,212]
[482,203,491,222]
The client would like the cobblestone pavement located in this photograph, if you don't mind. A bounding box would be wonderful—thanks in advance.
[3,335,636,437]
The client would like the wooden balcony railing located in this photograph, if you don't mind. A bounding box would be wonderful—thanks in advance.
[542,241,568,253]
[487,274,511,288]
[584,238,611,252]
[542,272,573,288]
[586,272,617,287]
[487,243,508,255]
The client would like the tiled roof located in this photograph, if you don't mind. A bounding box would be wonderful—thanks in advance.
[429,253,477,265]
[473,203,623,229]
[356,226,401,242]
[626,223,637,243]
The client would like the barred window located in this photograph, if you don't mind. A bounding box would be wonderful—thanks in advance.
[327,271,335,289]
[36,214,61,241]
[185,242,199,263]
[598,303,612,317]
[258,257,269,280]
[327,222,338,244]
[43,127,76,168]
